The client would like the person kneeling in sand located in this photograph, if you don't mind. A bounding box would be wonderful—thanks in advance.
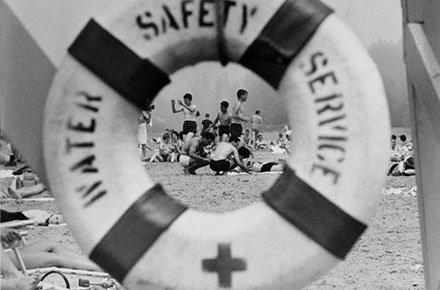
[179,132,215,175]
[1,228,100,271]
[209,136,250,175]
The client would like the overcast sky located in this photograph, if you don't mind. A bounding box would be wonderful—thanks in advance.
[4,0,403,66]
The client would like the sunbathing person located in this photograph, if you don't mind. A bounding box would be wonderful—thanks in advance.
[1,209,63,226]
[224,147,285,173]
[1,228,100,271]
[209,136,250,175]
[1,245,40,290]
[0,168,47,199]
[246,161,284,172]
[388,156,415,176]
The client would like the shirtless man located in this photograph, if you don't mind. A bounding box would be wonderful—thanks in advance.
[210,101,232,142]
[179,132,215,175]
[230,89,249,138]
[209,136,250,175]
[171,93,198,141]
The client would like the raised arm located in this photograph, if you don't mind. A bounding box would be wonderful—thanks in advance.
[171,99,183,113]
[177,100,196,113]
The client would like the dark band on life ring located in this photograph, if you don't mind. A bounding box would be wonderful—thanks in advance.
[68,20,170,109]
[90,184,187,281]
[262,166,367,259]
[239,0,332,89]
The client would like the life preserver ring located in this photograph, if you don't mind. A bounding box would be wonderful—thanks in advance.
[43,0,390,289]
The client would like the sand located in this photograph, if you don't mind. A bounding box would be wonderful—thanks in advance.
[0,154,423,290]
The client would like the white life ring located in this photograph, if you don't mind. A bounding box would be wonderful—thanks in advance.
[43,0,390,289]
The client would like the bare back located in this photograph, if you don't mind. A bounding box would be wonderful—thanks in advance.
[212,142,236,161]
[181,137,201,155]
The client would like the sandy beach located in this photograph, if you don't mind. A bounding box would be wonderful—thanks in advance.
[0,151,423,290]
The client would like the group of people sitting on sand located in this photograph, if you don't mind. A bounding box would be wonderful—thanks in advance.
[388,134,416,176]
[137,89,291,175]
[167,131,285,175]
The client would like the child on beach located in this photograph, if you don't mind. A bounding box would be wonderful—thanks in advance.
[150,133,173,162]
[243,129,252,147]
[169,131,182,162]
[210,101,232,143]
[250,110,263,145]
[230,89,249,138]
[255,134,268,150]
[171,93,198,141]
[200,114,213,136]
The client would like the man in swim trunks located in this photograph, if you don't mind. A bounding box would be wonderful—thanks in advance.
[171,93,198,141]
[210,101,232,142]
[209,136,250,175]
[179,132,215,175]
[230,89,249,138]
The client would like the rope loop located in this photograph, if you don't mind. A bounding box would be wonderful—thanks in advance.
[215,0,228,66]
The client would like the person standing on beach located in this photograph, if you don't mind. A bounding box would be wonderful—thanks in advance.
[210,101,232,142]
[137,104,154,160]
[200,113,213,136]
[171,93,198,141]
[250,110,263,146]
[230,89,249,139]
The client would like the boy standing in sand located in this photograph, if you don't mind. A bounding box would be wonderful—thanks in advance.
[210,101,232,142]
[179,132,215,175]
[230,89,249,138]
[250,110,263,145]
[171,93,198,141]
[200,113,213,136]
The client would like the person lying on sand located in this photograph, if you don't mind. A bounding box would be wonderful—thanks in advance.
[246,160,285,173]
[1,228,100,271]
[1,209,63,226]
[0,168,48,200]
[1,245,40,290]
[209,136,250,175]
[224,146,285,174]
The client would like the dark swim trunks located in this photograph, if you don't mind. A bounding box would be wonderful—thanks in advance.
[210,160,231,172]
[183,120,197,134]
[1,209,28,223]
[218,125,230,136]
[229,123,243,137]
[260,162,278,172]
